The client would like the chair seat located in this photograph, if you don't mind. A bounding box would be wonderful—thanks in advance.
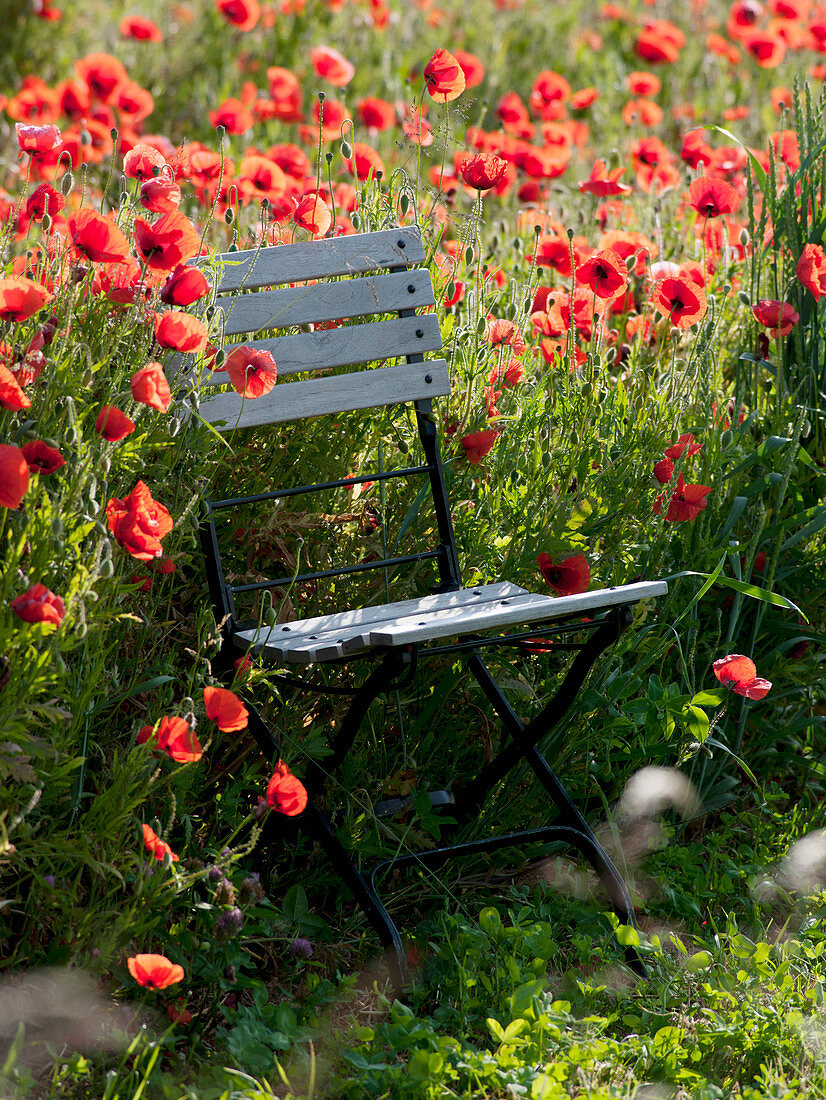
[232,580,668,665]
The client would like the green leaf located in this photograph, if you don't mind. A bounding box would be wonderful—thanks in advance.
[685,950,713,974]
[780,503,826,552]
[704,124,768,191]
[615,924,640,948]
[487,1017,505,1042]
[705,737,759,785]
[665,568,806,620]
[691,690,725,707]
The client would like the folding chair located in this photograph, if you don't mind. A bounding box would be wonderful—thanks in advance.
[193,225,667,990]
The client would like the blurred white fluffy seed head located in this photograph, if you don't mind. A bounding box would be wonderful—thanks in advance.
[781,830,826,895]
[618,766,701,822]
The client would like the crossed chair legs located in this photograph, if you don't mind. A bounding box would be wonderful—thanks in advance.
[238,605,644,994]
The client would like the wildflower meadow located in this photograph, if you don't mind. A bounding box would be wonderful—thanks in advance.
[0,0,825,1095]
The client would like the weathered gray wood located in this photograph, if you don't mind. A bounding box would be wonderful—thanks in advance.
[216,269,436,336]
[233,581,669,664]
[206,226,426,292]
[200,359,451,429]
[277,593,555,663]
[369,581,670,647]
[205,314,443,382]
[233,583,530,653]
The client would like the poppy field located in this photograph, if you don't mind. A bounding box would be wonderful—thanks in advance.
[1,0,826,1095]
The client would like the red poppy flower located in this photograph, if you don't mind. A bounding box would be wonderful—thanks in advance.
[106,480,173,560]
[345,143,385,181]
[741,29,786,67]
[354,96,394,131]
[570,87,599,110]
[237,154,288,203]
[96,406,135,442]
[120,15,163,41]
[266,760,308,816]
[635,23,684,63]
[160,265,210,307]
[153,311,208,354]
[137,715,202,762]
[209,97,254,134]
[269,143,311,179]
[712,654,772,699]
[167,1002,193,1026]
[204,685,249,732]
[458,153,508,191]
[0,276,53,322]
[423,48,466,102]
[21,440,65,474]
[311,46,355,86]
[215,0,260,30]
[489,358,525,388]
[685,176,741,218]
[123,142,167,182]
[127,954,185,989]
[75,53,128,102]
[653,458,674,484]
[0,445,29,509]
[796,243,826,300]
[653,473,711,522]
[752,299,799,337]
[0,365,30,412]
[486,318,526,355]
[142,824,179,862]
[653,277,708,328]
[116,81,154,125]
[577,248,628,300]
[131,362,172,412]
[537,553,590,596]
[10,582,65,625]
[25,183,64,221]
[579,159,631,197]
[15,123,62,157]
[134,212,199,273]
[292,193,332,237]
[529,70,571,117]
[664,433,703,460]
[461,430,499,464]
[627,70,662,96]
[453,48,485,88]
[68,210,131,265]
[140,175,182,214]
[224,346,278,398]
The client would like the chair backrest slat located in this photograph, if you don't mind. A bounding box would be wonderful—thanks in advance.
[200,358,451,430]
[216,268,436,336]
[210,226,426,292]
[205,314,443,382]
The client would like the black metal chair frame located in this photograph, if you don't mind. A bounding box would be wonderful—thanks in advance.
[197,230,656,991]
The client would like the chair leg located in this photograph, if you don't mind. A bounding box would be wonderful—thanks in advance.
[443,613,647,973]
[299,801,409,993]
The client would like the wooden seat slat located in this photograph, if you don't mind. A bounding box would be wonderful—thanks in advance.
[199,359,451,430]
[232,582,529,650]
[216,269,436,337]
[207,226,426,293]
[368,581,670,647]
[204,314,444,382]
